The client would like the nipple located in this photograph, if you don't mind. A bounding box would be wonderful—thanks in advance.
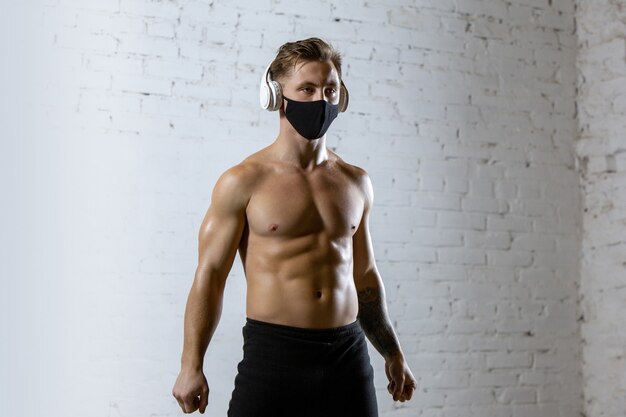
[269,223,279,232]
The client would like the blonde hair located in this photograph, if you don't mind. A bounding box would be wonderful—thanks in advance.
[269,37,343,86]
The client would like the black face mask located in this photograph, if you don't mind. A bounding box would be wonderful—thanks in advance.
[283,95,339,140]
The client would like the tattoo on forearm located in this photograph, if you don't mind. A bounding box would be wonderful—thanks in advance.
[357,285,401,359]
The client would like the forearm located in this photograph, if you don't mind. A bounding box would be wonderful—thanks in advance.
[356,272,404,361]
[180,274,225,371]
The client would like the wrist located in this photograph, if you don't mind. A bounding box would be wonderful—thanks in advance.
[181,356,203,372]
[384,349,405,362]
[181,363,203,372]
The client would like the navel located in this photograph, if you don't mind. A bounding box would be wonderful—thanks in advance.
[315,290,322,299]
[351,224,356,230]
[268,223,279,232]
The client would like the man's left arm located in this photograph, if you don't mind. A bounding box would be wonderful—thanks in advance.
[352,171,417,402]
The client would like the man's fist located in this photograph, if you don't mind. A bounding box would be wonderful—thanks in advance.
[172,368,210,414]
[385,355,417,402]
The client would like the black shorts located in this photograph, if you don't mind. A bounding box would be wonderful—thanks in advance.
[227,317,379,417]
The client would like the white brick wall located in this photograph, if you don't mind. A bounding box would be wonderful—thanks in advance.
[0,0,594,416]
[576,1,626,416]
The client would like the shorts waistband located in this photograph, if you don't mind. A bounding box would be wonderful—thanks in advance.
[245,317,362,340]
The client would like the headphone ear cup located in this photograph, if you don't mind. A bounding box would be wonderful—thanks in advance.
[260,62,275,110]
[266,79,276,111]
[260,83,270,109]
[339,82,349,113]
[271,81,283,111]
[267,80,282,111]
[267,80,283,111]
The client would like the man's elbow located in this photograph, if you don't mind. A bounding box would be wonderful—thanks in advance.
[354,268,382,292]
[193,266,228,296]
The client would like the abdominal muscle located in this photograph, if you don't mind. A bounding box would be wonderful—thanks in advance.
[242,235,360,329]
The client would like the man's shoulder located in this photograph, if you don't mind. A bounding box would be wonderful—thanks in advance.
[329,152,373,207]
[216,165,258,201]
[213,158,265,202]
[329,150,370,183]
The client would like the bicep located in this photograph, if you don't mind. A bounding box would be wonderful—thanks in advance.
[196,167,249,288]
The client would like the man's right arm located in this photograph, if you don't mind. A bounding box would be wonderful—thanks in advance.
[180,164,251,371]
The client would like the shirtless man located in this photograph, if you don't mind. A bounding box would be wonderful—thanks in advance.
[172,37,416,416]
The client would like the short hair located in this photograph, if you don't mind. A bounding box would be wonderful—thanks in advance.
[269,37,343,86]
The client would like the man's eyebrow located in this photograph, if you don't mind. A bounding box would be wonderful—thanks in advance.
[296,80,339,87]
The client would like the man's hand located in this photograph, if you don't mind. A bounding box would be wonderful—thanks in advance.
[384,355,417,402]
[172,367,209,414]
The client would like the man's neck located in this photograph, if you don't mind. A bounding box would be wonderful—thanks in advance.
[272,133,329,172]
[272,108,332,171]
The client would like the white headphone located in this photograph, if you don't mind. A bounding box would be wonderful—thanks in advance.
[259,62,349,113]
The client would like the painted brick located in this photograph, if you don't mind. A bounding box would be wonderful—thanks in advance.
[8,1,590,416]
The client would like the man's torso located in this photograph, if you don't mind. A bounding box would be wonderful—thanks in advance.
[236,147,367,329]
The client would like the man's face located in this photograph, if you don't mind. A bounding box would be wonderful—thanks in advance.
[280,59,341,110]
